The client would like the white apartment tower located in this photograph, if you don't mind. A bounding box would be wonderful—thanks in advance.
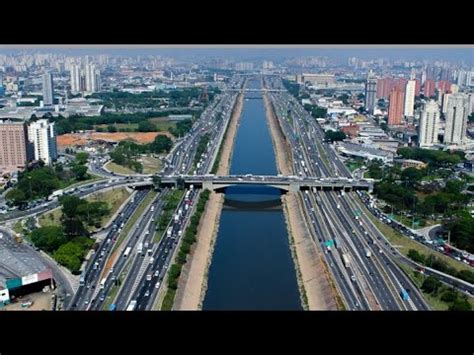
[404,80,416,117]
[418,100,439,147]
[85,64,100,92]
[444,93,469,145]
[70,64,82,92]
[28,119,58,165]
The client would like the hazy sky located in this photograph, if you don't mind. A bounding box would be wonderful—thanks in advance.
[0,46,472,64]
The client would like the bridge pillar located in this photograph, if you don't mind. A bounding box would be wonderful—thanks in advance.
[289,183,299,193]
[202,180,214,191]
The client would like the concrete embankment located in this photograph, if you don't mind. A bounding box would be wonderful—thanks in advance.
[173,92,244,310]
[263,92,339,310]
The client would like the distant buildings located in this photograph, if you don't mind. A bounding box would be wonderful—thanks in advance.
[404,80,416,117]
[70,63,101,93]
[0,121,31,173]
[300,73,336,87]
[418,100,440,147]
[387,88,405,126]
[364,72,377,114]
[42,72,54,106]
[27,119,58,165]
[444,93,469,145]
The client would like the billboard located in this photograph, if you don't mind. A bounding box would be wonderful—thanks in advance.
[6,278,22,290]
[22,273,39,286]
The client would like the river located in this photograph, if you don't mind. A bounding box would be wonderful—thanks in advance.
[202,79,302,310]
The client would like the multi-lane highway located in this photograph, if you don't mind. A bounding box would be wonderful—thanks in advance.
[264,75,429,310]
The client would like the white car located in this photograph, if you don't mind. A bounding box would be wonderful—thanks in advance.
[155,282,160,289]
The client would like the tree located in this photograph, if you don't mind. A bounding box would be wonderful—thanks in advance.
[150,135,173,153]
[448,297,472,311]
[53,241,84,274]
[71,164,89,181]
[325,130,346,143]
[407,249,425,264]
[75,152,89,165]
[421,276,442,294]
[5,188,27,206]
[401,167,425,187]
[440,289,458,303]
[137,121,157,132]
[107,124,117,133]
[30,226,67,253]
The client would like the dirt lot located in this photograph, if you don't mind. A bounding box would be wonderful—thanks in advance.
[2,291,54,311]
[57,131,172,148]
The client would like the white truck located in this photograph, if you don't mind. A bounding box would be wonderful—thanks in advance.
[342,253,350,268]
[126,300,137,311]
[137,242,143,255]
[366,249,372,258]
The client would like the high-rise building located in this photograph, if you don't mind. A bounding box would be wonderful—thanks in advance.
[437,80,451,93]
[0,120,32,173]
[364,71,377,114]
[414,78,421,96]
[418,100,440,147]
[423,79,435,98]
[388,88,405,126]
[70,64,81,92]
[442,93,451,114]
[444,93,469,145]
[376,77,395,99]
[85,64,100,92]
[404,80,416,117]
[450,84,459,94]
[27,119,57,165]
[42,72,54,106]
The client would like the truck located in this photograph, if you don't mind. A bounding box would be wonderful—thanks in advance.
[126,300,137,311]
[49,189,64,200]
[123,246,132,258]
[366,249,372,258]
[100,277,107,290]
[150,205,155,212]
[342,253,350,268]
[167,227,173,238]
[137,242,143,255]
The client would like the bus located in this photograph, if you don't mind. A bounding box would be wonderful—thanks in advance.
[400,289,410,301]
[100,277,107,290]
[123,246,132,258]
[79,272,86,287]
[127,300,137,311]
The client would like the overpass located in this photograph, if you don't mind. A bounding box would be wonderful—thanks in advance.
[154,174,374,193]
[225,88,286,93]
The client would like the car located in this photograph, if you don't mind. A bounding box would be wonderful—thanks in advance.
[155,282,160,289]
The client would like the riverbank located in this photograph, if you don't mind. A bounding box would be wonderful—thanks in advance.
[173,92,244,310]
[263,93,338,310]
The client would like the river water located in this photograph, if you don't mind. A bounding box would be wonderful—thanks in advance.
[202,79,302,310]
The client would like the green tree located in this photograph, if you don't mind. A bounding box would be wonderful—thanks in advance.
[71,164,89,181]
[448,297,472,311]
[75,152,89,165]
[30,226,67,252]
[150,135,173,153]
[137,121,157,132]
[421,276,442,294]
[325,130,346,142]
[107,124,117,133]
[5,188,27,206]
[407,249,425,264]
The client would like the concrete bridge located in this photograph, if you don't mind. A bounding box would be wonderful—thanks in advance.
[155,174,373,193]
[225,88,286,93]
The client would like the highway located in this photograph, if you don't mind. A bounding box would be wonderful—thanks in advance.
[66,75,246,310]
[68,189,149,309]
[264,75,429,310]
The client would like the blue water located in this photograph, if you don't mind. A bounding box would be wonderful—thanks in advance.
[202,79,302,310]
